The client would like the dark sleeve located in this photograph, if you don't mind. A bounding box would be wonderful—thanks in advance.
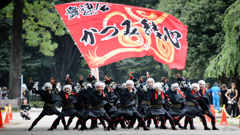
[114,86,124,92]
[20,105,23,110]
[28,105,31,110]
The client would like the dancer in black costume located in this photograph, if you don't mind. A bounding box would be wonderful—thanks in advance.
[142,82,178,130]
[111,80,151,131]
[48,85,83,131]
[28,82,66,131]
[198,80,219,130]
[174,77,211,130]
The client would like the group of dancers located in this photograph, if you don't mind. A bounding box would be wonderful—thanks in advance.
[27,72,219,131]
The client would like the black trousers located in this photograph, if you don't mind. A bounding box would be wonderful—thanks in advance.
[144,110,175,127]
[29,111,66,129]
[176,111,207,127]
[227,103,238,117]
[82,112,113,128]
[21,113,31,120]
[111,109,146,127]
[204,110,216,127]
[50,111,83,129]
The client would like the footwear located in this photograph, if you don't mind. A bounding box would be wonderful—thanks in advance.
[155,125,160,129]
[78,128,84,131]
[111,126,118,130]
[64,127,69,130]
[127,125,133,129]
[212,127,219,130]
[190,126,196,130]
[172,126,179,130]
[204,127,211,130]
[160,125,170,129]
[47,128,53,131]
[121,126,127,129]
[134,126,139,130]
[181,127,187,130]
[89,126,95,130]
[104,127,109,131]
[73,127,78,130]
[143,126,151,131]
[28,128,32,131]
[178,124,183,129]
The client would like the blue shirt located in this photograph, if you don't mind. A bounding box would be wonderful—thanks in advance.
[210,86,220,97]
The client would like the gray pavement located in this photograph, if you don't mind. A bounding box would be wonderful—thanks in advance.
[1,111,240,135]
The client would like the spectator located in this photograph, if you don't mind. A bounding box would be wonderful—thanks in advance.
[1,87,8,99]
[20,98,31,120]
[22,86,29,103]
[220,84,228,109]
[210,82,220,111]
[225,83,238,117]
[56,82,62,91]
[206,83,213,104]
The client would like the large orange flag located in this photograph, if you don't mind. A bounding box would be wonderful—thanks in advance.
[55,2,188,69]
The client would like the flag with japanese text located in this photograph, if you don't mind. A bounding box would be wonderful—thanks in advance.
[55,2,188,69]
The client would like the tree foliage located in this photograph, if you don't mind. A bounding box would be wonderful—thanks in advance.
[205,0,240,78]
[157,0,236,80]
[1,0,67,56]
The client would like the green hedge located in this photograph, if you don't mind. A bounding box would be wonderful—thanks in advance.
[29,101,44,108]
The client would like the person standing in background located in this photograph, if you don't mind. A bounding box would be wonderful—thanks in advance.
[225,83,238,117]
[220,84,228,109]
[1,87,8,99]
[206,83,213,104]
[57,82,62,91]
[210,82,220,111]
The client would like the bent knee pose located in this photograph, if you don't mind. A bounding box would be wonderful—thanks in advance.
[111,80,150,131]
[175,77,211,130]
[48,85,83,131]
[28,82,66,131]
[80,82,114,131]
[166,83,187,129]
[141,82,177,130]
[198,80,219,130]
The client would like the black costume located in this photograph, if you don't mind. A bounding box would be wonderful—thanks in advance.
[80,88,114,131]
[48,90,83,131]
[111,86,150,130]
[28,89,66,130]
[166,89,185,129]
[199,88,218,130]
[174,77,211,130]
[143,90,177,130]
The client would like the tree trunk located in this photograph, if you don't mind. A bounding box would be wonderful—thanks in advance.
[8,0,24,99]
[111,63,120,83]
[50,34,79,85]
[218,73,228,87]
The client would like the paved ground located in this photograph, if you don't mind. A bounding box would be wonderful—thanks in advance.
[1,110,240,135]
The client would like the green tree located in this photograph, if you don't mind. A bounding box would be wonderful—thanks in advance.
[205,0,240,89]
[0,0,66,98]
[157,0,236,83]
